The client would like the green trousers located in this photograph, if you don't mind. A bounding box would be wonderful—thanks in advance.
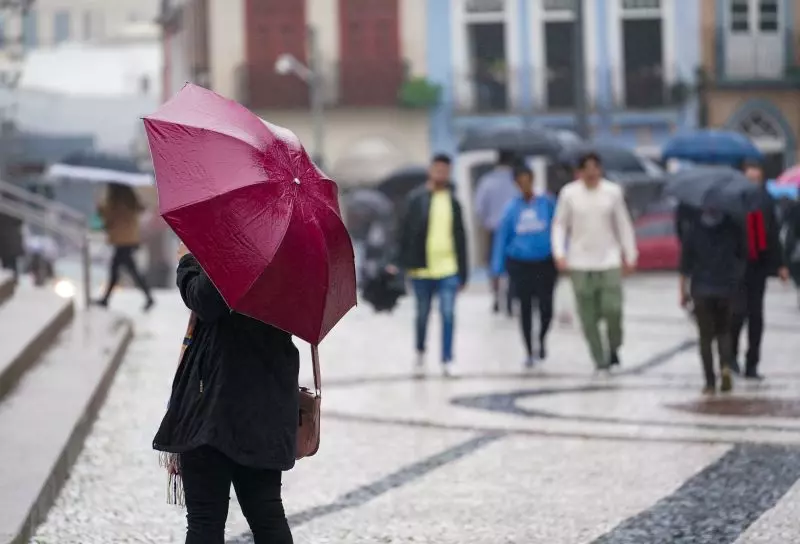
[570,269,623,368]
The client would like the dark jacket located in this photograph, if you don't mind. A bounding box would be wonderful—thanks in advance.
[153,255,300,470]
[745,188,784,276]
[680,212,746,298]
[0,210,23,260]
[395,185,469,285]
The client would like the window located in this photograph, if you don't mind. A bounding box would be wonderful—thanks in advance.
[623,0,661,9]
[53,10,70,44]
[465,0,504,14]
[620,0,665,108]
[82,11,92,40]
[758,0,778,32]
[544,0,575,10]
[468,22,507,111]
[730,0,749,32]
[22,11,37,49]
[737,110,783,139]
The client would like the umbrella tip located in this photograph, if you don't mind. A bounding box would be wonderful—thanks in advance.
[294,178,301,185]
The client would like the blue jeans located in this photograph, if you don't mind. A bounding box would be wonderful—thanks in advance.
[411,275,459,363]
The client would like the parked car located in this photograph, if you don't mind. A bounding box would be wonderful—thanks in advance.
[635,212,680,271]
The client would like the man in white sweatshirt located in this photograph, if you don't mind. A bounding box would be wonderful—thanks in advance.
[551,152,638,371]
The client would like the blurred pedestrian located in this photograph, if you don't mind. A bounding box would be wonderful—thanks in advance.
[95,183,155,311]
[679,208,745,394]
[551,152,638,373]
[389,154,468,377]
[730,161,789,379]
[475,149,520,315]
[154,243,296,544]
[491,166,557,367]
[0,208,22,281]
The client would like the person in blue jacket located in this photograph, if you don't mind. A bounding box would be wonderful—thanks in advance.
[491,166,557,367]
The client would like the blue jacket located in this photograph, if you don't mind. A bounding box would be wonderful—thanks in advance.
[491,195,555,275]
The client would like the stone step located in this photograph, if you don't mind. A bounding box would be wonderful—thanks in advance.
[0,308,133,544]
[0,271,14,307]
[0,288,74,403]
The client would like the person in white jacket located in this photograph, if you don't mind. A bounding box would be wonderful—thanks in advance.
[551,152,638,372]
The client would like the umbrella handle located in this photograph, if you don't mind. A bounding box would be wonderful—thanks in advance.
[311,344,322,397]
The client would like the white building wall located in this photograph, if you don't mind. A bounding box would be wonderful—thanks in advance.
[207,0,244,99]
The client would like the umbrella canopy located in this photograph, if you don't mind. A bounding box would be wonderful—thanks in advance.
[144,83,356,345]
[777,165,800,186]
[46,150,154,186]
[767,180,799,200]
[343,189,395,240]
[662,130,762,165]
[376,165,428,207]
[458,126,563,156]
[665,166,762,217]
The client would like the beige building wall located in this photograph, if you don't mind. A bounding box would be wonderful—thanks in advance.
[401,0,427,75]
[207,0,245,99]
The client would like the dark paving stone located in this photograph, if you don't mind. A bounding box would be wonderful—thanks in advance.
[226,432,505,543]
[590,444,800,544]
[668,398,800,418]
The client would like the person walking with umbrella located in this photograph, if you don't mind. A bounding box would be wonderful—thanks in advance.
[491,166,557,367]
[96,183,155,311]
[551,152,638,372]
[475,149,520,315]
[678,207,745,394]
[389,153,469,377]
[730,161,789,379]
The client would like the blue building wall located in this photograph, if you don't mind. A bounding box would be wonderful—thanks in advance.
[426,0,701,156]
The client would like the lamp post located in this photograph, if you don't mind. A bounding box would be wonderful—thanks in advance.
[572,0,590,140]
[275,26,325,169]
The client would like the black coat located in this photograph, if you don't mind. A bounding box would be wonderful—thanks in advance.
[0,211,23,260]
[680,213,746,298]
[153,255,300,470]
[395,185,469,285]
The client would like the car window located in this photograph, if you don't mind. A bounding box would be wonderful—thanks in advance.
[635,218,675,239]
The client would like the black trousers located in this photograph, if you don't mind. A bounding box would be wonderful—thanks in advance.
[506,258,556,356]
[181,446,293,544]
[694,296,733,387]
[1,256,18,280]
[101,245,152,302]
[730,267,768,373]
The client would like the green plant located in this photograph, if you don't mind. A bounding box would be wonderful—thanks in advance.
[398,77,442,109]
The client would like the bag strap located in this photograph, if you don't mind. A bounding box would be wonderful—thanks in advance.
[311,344,322,397]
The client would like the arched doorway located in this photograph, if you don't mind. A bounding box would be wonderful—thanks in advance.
[726,99,797,178]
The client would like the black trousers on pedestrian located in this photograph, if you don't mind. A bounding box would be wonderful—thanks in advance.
[694,296,733,387]
[506,257,556,357]
[181,446,293,544]
[101,245,152,303]
[1,256,18,280]
[730,267,768,373]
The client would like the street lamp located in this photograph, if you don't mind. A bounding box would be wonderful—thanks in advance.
[274,27,325,169]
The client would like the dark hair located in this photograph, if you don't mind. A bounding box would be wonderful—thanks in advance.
[498,149,516,166]
[431,153,452,165]
[577,151,602,169]
[741,159,763,171]
[107,183,142,212]
[514,165,533,180]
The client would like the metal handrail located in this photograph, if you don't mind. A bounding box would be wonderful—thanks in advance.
[0,179,91,306]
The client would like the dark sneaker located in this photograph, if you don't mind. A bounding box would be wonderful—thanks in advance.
[609,350,620,367]
[729,359,741,375]
[744,371,765,382]
[93,299,109,309]
[702,385,716,396]
[539,345,547,361]
[720,369,733,393]
[492,301,500,314]
[144,298,156,313]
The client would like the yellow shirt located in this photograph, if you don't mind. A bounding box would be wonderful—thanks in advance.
[410,191,459,279]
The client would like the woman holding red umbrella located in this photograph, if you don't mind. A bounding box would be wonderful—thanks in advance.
[153,243,298,543]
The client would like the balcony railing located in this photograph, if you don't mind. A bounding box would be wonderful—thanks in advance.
[236,63,310,110]
[452,68,526,114]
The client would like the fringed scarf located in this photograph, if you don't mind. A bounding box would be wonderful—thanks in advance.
[160,313,197,506]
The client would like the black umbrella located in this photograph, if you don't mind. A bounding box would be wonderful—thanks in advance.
[343,189,395,240]
[376,165,428,208]
[665,166,762,217]
[559,144,651,174]
[46,150,153,187]
[458,126,563,156]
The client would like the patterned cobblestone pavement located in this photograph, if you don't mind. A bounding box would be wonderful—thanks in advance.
[27,276,800,543]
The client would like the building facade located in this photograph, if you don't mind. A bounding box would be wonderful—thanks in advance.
[426,0,701,158]
[161,0,431,186]
[700,0,799,178]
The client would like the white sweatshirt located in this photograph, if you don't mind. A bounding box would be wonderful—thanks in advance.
[551,179,638,271]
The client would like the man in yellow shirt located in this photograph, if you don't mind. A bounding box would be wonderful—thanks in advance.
[390,154,468,377]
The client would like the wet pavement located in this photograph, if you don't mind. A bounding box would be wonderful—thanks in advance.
[26,275,800,543]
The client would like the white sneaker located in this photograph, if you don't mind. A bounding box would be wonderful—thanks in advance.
[413,353,425,378]
[442,364,455,379]
[593,368,612,379]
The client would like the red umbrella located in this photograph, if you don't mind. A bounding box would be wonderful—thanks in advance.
[143,84,356,344]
